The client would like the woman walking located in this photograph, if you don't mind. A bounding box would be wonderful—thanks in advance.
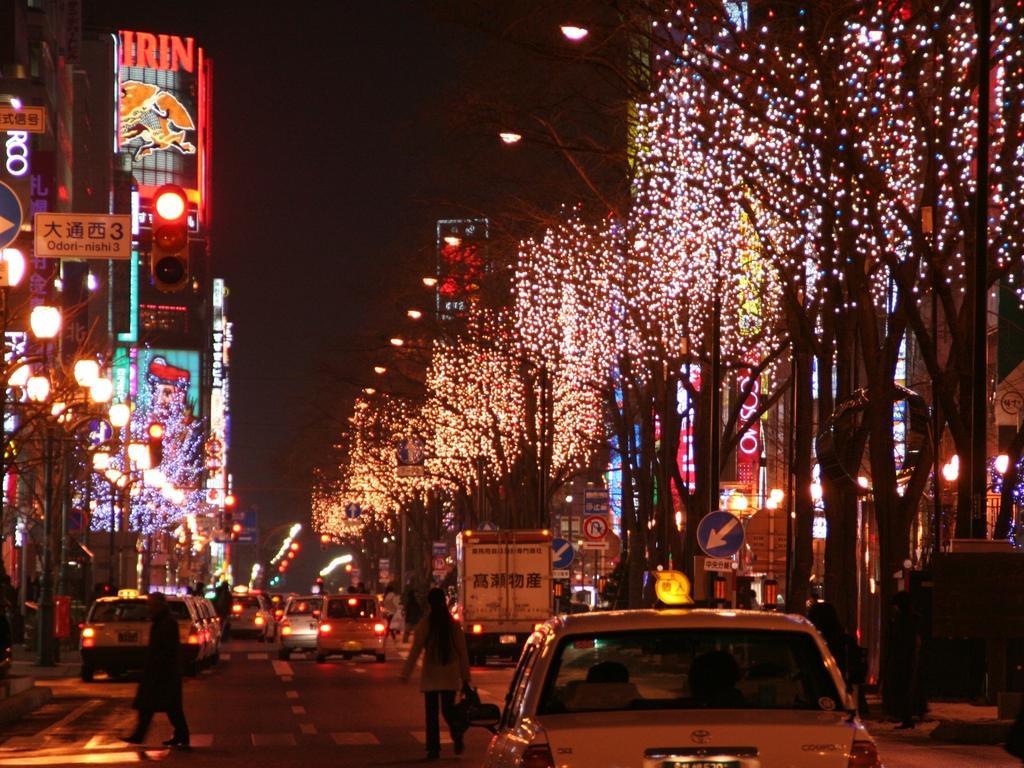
[399,588,471,761]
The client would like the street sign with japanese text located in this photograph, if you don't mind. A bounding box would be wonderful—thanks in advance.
[0,105,46,134]
[704,557,736,572]
[584,488,609,518]
[34,212,131,259]
[0,181,22,249]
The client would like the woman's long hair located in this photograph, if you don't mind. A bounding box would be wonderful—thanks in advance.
[425,588,454,666]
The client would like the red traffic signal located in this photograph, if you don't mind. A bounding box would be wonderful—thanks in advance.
[224,494,237,509]
[231,522,242,535]
[147,422,165,465]
[151,184,189,292]
[290,542,299,551]
[344,563,353,573]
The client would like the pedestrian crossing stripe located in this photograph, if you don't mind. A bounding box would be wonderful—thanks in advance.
[330,732,379,745]
[410,731,454,745]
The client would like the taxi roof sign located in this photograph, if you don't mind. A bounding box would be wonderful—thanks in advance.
[117,589,139,599]
[653,570,694,606]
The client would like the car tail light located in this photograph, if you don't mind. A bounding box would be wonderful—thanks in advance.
[231,603,242,614]
[848,740,882,768]
[348,598,358,606]
[319,623,332,634]
[472,624,483,634]
[282,623,292,636]
[275,609,284,619]
[373,622,386,634]
[82,626,95,648]
[255,615,264,626]
[520,744,555,768]
[188,633,200,645]
[82,627,95,638]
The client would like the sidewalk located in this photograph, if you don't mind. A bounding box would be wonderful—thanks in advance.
[865,696,1012,746]
[10,644,82,680]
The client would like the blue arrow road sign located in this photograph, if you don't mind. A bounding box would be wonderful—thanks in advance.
[697,511,744,558]
[0,181,22,250]
[552,538,575,570]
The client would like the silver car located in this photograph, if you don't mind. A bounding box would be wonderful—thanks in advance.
[278,595,322,659]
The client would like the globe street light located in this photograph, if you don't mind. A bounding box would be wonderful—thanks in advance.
[89,377,114,404]
[26,375,50,402]
[73,359,100,388]
[108,403,131,429]
[29,305,61,339]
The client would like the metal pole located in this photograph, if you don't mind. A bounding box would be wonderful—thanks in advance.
[58,444,70,597]
[37,425,55,666]
[710,294,722,513]
[970,0,991,538]
[399,507,407,589]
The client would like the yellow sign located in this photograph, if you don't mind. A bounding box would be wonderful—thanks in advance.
[0,105,45,133]
[654,570,694,606]
[34,213,131,259]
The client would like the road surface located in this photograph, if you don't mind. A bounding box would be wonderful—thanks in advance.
[1,639,1016,766]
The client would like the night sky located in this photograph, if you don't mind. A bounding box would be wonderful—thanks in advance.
[84,1,613,577]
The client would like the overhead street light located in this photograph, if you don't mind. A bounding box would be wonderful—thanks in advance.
[498,131,523,145]
[560,25,589,41]
[422,276,438,288]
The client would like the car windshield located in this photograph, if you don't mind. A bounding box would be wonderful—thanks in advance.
[89,600,149,622]
[287,599,321,616]
[537,629,841,714]
[326,598,376,619]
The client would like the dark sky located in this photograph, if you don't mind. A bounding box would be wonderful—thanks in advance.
[83,1,617,580]
[85,2,474,537]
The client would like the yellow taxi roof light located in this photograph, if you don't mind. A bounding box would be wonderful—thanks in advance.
[117,589,139,599]
[653,570,694,606]
[232,585,248,594]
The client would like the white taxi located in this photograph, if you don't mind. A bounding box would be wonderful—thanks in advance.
[473,609,882,768]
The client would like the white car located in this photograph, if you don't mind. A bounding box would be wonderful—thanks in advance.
[475,609,881,768]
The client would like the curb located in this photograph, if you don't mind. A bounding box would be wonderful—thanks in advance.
[930,719,1012,745]
[0,685,54,728]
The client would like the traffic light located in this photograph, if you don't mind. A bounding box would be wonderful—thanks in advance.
[222,494,237,534]
[150,184,189,292]
[231,521,242,539]
[320,533,330,550]
[147,422,165,466]
[344,563,353,573]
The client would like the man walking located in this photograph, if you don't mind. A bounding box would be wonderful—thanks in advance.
[126,592,190,748]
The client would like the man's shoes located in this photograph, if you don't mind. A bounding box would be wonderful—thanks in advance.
[162,738,191,749]
[123,734,145,745]
[424,752,440,761]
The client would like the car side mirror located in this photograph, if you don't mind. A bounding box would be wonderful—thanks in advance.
[469,703,501,732]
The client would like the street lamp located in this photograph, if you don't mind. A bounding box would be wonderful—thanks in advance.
[560,25,589,41]
[29,305,61,339]
[406,309,423,320]
[373,366,387,375]
[89,377,113,404]
[422,276,438,288]
[73,360,100,388]
[108,403,130,428]
[498,131,523,145]
[389,337,405,347]
[26,375,50,402]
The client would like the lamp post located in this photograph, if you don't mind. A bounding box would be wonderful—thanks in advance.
[29,305,61,667]
[0,248,25,607]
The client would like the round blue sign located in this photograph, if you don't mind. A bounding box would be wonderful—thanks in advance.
[552,538,575,570]
[0,181,22,250]
[696,511,744,558]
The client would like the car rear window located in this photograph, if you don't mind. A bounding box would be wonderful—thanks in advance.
[166,601,192,620]
[234,596,261,609]
[538,629,841,714]
[287,598,321,616]
[89,600,149,622]
[325,598,376,619]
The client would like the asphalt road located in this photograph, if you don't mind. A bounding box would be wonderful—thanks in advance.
[1,638,1018,767]
[1,638,512,767]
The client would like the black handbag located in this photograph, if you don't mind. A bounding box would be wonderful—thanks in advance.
[454,683,482,732]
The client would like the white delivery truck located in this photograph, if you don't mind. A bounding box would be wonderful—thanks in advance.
[456,529,552,665]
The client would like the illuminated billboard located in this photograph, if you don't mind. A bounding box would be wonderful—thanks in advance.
[136,349,201,417]
[118,30,210,221]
